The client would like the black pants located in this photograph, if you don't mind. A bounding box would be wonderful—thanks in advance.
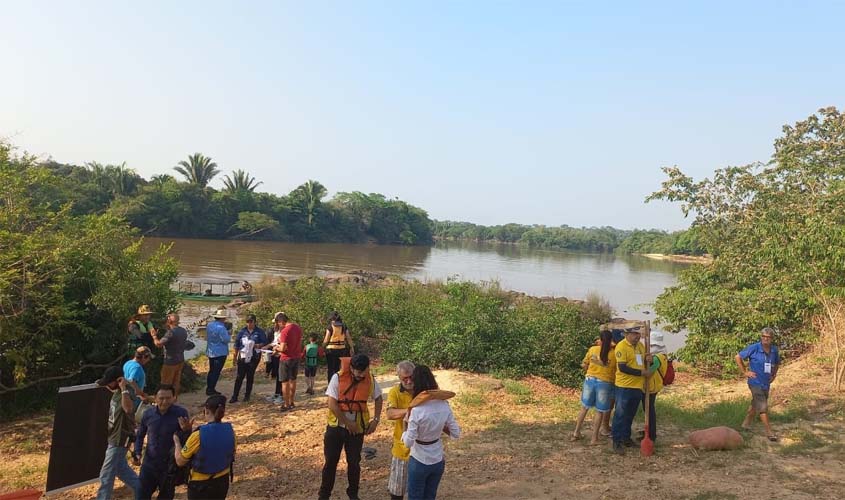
[641,392,658,441]
[325,348,349,383]
[265,354,279,376]
[319,425,364,500]
[138,460,174,499]
[187,474,229,500]
[232,357,259,401]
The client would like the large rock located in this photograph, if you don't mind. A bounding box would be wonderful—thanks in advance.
[688,426,744,450]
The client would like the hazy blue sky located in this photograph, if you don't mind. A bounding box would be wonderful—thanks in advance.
[2,1,842,230]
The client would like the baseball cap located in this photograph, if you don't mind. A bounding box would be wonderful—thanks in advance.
[96,366,122,386]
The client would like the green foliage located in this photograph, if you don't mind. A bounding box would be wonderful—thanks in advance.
[648,107,845,374]
[248,277,608,387]
[222,169,262,193]
[173,153,220,187]
[233,211,280,239]
[0,141,180,415]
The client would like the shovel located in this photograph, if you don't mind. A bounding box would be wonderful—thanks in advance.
[641,320,654,457]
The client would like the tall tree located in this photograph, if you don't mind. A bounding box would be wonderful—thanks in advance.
[222,169,262,193]
[295,180,327,226]
[173,153,219,187]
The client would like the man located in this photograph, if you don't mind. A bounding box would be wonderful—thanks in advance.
[153,313,190,395]
[230,313,267,403]
[129,305,157,351]
[174,395,236,499]
[206,309,231,396]
[319,354,383,500]
[611,327,653,455]
[95,366,140,500]
[273,312,302,412]
[124,346,155,411]
[736,327,780,441]
[134,385,193,499]
[386,361,415,500]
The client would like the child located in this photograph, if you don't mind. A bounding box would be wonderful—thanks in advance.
[301,334,324,395]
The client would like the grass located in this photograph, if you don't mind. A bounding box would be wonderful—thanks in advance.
[656,395,749,430]
[778,428,828,455]
[455,391,485,407]
[501,379,534,404]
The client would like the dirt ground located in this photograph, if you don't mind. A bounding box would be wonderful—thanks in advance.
[2,358,845,499]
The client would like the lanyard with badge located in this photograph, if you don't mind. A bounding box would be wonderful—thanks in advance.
[763,348,772,374]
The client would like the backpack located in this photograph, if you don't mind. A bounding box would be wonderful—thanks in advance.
[661,359,675,386]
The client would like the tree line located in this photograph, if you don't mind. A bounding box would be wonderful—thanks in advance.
[44,153,434,245]
[432,221,705,255]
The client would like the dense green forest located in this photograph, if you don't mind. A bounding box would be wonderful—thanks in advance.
[431,220,705,255]
[43,153,434,245]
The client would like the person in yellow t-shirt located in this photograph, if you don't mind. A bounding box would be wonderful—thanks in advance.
[572,330,616,445]
[610,328,654,455]
[640,332,669,442]
[386,360,415,500]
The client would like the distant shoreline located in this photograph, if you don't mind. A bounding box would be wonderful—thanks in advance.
[640,253,712,264]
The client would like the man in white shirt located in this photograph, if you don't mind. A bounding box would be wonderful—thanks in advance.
[319,354,383,500]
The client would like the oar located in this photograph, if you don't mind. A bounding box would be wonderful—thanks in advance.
[641,320,655,457]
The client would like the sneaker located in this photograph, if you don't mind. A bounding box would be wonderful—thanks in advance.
[272,395,283,404]
[228,397,238,404]
[623,438,636,448]
[612,441,625,455]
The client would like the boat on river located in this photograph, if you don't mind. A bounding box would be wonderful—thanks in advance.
[174,279,255,302]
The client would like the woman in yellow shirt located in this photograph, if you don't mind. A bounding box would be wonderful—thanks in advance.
[571,330,616,445]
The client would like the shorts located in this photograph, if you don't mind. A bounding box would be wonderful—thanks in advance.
[749,385,769,413]
[388,456,408,496]
[304,365,317,378]
[279,358,299,382]
[580,376,613,413]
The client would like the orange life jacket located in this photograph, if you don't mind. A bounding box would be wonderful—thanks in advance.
[327,357,373,427]
[327,321,347,349]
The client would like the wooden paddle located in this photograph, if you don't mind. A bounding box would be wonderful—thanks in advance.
[641,320,655,457]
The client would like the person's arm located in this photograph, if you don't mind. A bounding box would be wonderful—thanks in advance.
[444,408,461,439]
[366,394,383,434]
[118,378,134,415]
[346,329,355,355]
[581,349,591,371]
[322,329,331,348]
[254,330,267,350]
[134,411,147,462]
[173,430,197,467]
[401,409,418,449]
[386,389,407,420]
[735,348,756,379]
[327,396,362,434]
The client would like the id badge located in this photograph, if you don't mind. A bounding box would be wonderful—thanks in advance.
[635,354,643,366]
[764,362,772,374]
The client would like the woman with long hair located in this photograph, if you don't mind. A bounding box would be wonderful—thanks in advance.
[401,366,461,500]
[572,329,616,445]
[322,311,354,383]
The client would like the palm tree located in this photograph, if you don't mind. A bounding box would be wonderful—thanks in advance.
[150,174,175,187]
[222,170,263,193]
[295,180,328,226]
[173,153,220,187]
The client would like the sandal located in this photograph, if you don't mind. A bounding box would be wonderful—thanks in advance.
[767,435,779,442]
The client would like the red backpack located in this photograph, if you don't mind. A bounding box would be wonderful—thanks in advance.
[661,359,676,386]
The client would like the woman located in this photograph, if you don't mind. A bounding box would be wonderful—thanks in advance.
[572,329,616,445]
[322,311,354,383]
[401,366,461,500]
[174,394,236,499]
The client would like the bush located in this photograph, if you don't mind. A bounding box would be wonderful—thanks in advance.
[248,277,608,387]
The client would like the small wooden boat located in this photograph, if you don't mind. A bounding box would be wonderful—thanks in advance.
[174,280,255,302]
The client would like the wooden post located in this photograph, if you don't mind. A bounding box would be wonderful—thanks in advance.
[641,320,654,456]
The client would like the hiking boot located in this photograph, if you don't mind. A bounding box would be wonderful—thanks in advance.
[612,441,625,455]
[623,438,636,448]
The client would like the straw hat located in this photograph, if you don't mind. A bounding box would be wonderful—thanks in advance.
[213,309,228,319]
[137,304,154,315]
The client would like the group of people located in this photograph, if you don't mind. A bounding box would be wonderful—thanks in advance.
[96,307,461,500]
[574,325,781,454]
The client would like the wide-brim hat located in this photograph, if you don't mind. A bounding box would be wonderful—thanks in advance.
[213,309,228,319]
[96,366,123,386]
[137,304,154,315]
[136,346,156,359]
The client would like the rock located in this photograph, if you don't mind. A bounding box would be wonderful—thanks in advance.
[688,426,744,450]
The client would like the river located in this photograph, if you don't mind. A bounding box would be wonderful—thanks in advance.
[144,237,690,352]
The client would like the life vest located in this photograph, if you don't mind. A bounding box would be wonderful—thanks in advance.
[326,321,348,349]
[327,357,373,428]
[192,422,235,475]
[305,343,320,367]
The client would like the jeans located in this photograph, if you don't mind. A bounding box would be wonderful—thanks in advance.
[611,387,643,443]
[96,444,139,500]
[206,355,226,394]
[318,425,364,500]
[407,456,445,500]
[231,357,259,400]
[138,459,175,499]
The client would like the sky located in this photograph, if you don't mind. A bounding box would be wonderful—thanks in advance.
[1,1,843,230]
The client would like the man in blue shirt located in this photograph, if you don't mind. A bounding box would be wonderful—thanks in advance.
[735,327,780,441]
[205,309,232,396]
[134,385,193,499]
[124,346,154,411]
[230,313,268,403]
